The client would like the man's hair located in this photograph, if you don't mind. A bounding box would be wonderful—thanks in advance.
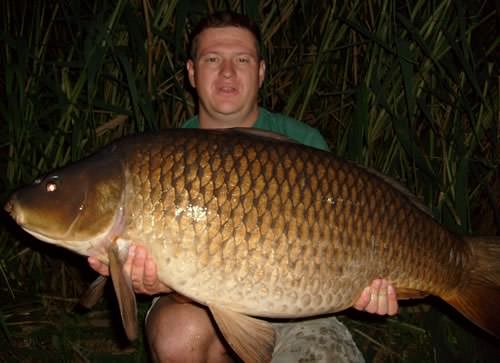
[189,11,262,60]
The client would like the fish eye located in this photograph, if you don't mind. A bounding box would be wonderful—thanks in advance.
[45,176,60,193]
[46,181,58,192]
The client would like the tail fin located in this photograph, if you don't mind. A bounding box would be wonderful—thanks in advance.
[445,236,500,338]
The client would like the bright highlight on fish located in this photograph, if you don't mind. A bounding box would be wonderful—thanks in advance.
[5,128,500,362]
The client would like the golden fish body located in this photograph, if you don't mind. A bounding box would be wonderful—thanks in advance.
[5,129,500,360]
[119,130,466,318]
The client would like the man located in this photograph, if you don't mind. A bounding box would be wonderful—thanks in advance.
[89,11,398,362]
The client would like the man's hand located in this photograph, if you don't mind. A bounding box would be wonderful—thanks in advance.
[88,245,171,295]
[353,279,398,315]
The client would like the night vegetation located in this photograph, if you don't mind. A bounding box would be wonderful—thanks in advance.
[1,0,498,361]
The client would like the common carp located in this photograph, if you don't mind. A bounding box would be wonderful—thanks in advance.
[4,128,500,362]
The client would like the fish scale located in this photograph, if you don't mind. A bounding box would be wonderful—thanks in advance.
[112,130,463,316]
[6,128,499,361]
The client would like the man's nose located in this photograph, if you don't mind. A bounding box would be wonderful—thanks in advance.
[220,59,235,78]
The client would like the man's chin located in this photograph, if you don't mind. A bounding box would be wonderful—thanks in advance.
[213,104,242,116]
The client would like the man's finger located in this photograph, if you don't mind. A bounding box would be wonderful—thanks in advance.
[143,254,157,287]
[352,286,370,310]
[376,280,388,315]
[130,246,147,292]
[123,245,136,276]
[365,279,382,314]
[387,285,399,315]
[142,253,172,294]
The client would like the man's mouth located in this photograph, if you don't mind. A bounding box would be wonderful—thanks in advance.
[218,86,238,94]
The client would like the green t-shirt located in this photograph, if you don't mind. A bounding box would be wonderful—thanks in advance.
[181,107,329,151]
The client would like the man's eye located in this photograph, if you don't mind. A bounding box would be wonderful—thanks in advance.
[237,57,250,63]
[205,56,218,63]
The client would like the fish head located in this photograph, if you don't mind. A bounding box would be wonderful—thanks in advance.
[4,150,125,255]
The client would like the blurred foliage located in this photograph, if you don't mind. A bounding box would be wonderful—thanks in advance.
[0,0,498,362]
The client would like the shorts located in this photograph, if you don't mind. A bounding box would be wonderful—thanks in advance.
[271,317,365,363]
[146,297,365,363]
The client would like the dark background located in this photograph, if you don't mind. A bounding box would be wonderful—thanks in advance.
[0,0,498,362]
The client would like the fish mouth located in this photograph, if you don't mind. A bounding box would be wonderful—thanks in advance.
[3,193,122,256]
[4,196,23,225]
[4,198,70,245]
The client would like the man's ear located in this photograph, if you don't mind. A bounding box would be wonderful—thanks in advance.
[258,60,266,88]
[186,60,196,88]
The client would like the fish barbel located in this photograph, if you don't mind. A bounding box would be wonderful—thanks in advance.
[4,128,500,362]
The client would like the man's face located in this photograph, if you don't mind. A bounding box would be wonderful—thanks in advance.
[187,26,265,126]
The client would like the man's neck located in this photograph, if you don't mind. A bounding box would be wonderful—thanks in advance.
[198,107,260,129]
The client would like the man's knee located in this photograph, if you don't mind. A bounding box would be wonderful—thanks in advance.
[145,295,230,363]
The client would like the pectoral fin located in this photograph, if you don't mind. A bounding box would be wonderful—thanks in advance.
[209,305,275,363]
[79,275,108,309]
[109,242,138,341]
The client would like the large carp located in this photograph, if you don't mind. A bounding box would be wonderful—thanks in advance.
[4,128,500,362]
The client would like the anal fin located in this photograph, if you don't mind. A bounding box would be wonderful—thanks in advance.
[109,241,138,341]
[209,305,275,363]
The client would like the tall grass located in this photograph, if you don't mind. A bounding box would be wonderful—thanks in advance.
[1,0,498,361]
